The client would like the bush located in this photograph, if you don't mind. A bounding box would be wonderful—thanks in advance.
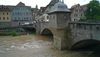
[32,32,36,35]
[10,31,17,36]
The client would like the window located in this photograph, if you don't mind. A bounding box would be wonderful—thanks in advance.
[74,19,76,21]
[26,12,28,15]
[52,15,53,19]
[17,12,19,15]
[15,13,17,15]
[3,17,5,20]
[3,13,4,15]
[74,14,77,17]
[81,14,83,16]
[90,33,93,39]
[78,24,82,28]
[18,17,20,20]
[47,16,49,19]
[0,17,1,20]
[96,27,99,30]
[15,17,16,20]
[19,22,20,25]
[53,16,55,19]
[84,25,86,30]
[18,12,20,15]
[26,17,28,20]
[90,25,92,30]
[30,18,32,20]
[24,18,26,19]
[7,13,8,15]
[64,15,67,19]
[73,24,75,28]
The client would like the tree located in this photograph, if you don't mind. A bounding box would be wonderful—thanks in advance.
[85,0,100,21]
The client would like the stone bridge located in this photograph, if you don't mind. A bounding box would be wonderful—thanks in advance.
[35,12,100,50]
[35,20,100,50]
[34,1,100,50]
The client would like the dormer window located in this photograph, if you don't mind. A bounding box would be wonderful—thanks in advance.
[96,27,99,30]
[47,16,49,19]
[58,5,67,9]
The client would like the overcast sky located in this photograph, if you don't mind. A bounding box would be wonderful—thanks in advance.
[0,0,98,8]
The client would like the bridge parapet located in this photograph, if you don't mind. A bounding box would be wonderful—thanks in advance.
[69,22,100,49]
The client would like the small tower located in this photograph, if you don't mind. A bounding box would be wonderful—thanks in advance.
[48,1,71,50]
[35,4,38,9]
[48,1,71,28]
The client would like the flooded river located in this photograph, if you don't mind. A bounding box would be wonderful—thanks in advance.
[0,35,99,57]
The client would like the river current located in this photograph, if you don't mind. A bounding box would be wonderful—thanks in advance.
[0,35,99,57]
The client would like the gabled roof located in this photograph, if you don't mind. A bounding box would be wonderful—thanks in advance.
[44,0,59,13]
[46,0,59,8]
[0,5,11,11]
[49,1,70,13]
[16,2,25,6]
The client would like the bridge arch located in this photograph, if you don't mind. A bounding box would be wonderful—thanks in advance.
[41,28,54,41]
[71,39,100,50]
[22,27,36,34]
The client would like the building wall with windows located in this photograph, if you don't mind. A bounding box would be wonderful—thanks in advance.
[0,6,11,22]
[31,5,39,21]
[11,2,33,26]
[70,4,87,21]
[0,5,11,27]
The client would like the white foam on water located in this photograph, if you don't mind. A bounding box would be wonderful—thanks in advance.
[6,48,11,51]
[8,40,52,50]
[11,45,16,48]
[16,46,27,50]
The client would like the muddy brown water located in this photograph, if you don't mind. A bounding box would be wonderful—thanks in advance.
[0,35,99,57]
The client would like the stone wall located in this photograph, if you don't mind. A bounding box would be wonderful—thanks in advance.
[69,22,100,47]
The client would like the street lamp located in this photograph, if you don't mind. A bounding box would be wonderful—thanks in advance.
[90,8,93,20]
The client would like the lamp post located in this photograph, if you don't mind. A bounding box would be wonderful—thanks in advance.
[90,8,93,21]
[90,8,93,39]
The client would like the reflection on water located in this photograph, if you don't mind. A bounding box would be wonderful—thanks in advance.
[0,35,99,57]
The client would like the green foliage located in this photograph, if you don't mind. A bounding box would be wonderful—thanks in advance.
[32,32,36,35]
[85,0,100,21]
[80,16,87,21]
[10,31,17,36]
